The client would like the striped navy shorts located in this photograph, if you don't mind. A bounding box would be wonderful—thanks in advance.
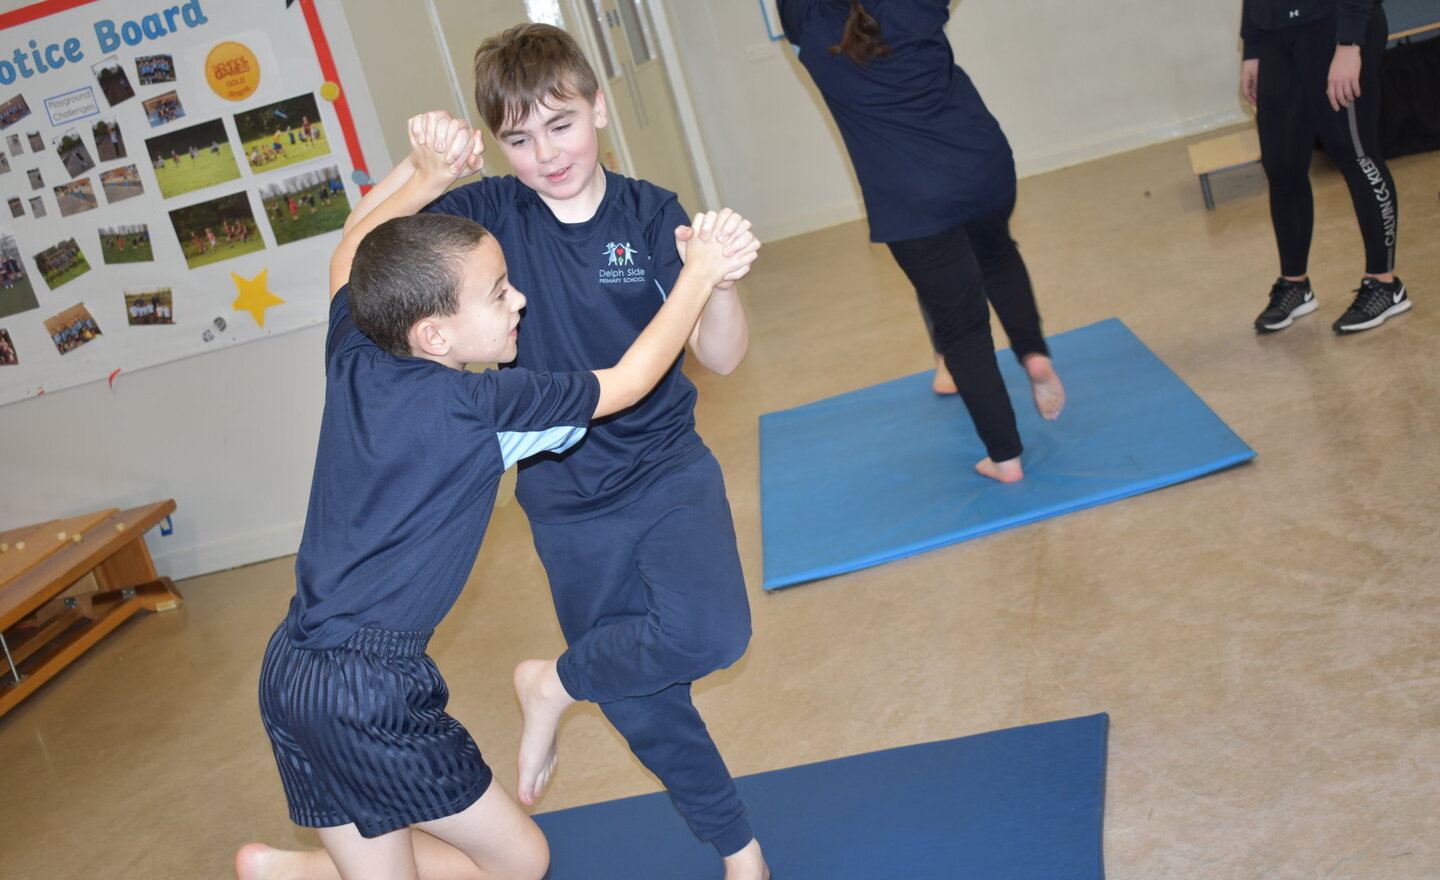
[258,622,493,838]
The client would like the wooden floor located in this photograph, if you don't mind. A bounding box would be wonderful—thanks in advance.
[2,131,1437,879]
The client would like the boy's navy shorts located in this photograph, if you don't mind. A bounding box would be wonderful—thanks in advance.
[258,622,492,838]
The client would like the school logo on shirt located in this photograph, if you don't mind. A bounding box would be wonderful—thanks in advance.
[605,241,637,266]
[599,240,648,285]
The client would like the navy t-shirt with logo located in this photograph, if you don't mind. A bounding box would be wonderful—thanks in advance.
[779,0,1017,243]
[286,287,599,649]
[424,170,707,522]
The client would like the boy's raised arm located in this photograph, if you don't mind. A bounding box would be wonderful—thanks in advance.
[591,210,759,417]
[329,112,484,298]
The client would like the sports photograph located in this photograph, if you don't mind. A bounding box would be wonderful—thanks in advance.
[168,191,265,269]
[145,119,241,199]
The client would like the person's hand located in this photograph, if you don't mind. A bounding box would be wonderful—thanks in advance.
[675,209,760,288]
[406,111,483,184]
[1240,58,1259,106]
[1327,45,1362,112]
[678,209,760,287]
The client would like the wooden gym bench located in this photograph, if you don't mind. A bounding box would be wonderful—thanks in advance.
[1187,128,1262,210]
[0,500,182,717]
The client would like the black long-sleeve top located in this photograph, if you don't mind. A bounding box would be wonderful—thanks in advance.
[1240,0,1381,58]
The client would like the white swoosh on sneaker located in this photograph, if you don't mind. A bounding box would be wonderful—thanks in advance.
[1392,289,1405,305]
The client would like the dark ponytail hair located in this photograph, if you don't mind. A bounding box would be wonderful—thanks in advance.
[829,1,891,65]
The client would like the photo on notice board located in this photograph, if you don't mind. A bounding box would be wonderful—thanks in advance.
[136,54,176,85]
[169,190,265,269]
[6,134,21,156]
[52,178,98,218]
[0,94,30,131]
[260,165,348,246]
[0,152,9,174]
[7,197,22,218]
[0,229,38,319]
[145,119,241,199]
[53,128,96,180]
[0,328,17,366]
[124,287,173,325]
[28,196,45,218]
[142,89,185,127]
[27,167,43,190]
[26,131,43,151]
[91,55,136,107]
[235,93,330,175]
[100,164,144,204]
[34,238,91,290]
[44,302,102,355]
[100,223,154,264]
[93,118,127,161]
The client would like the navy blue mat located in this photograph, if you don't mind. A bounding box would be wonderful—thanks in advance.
[759,318,1254,589]
[535,713,1109,879]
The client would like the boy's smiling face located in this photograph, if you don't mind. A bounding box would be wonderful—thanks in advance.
[495,89,609,221]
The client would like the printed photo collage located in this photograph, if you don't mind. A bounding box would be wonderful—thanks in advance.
[1,49,351,366]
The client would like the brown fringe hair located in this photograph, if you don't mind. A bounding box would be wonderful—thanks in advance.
[473,23,600,134]
[829,1,891,65]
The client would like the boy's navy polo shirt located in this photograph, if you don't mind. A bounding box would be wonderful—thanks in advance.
[424,170,707,522]
[1240,0,1380,58]
[779,0,1016,243]
[286,287,599,650]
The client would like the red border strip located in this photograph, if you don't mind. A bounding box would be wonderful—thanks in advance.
[0,0,96,29]
[298,0,371,193]
[0,0,370,192]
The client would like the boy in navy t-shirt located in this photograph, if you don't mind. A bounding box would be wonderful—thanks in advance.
[344,23,770,880]
[237,113,758,880]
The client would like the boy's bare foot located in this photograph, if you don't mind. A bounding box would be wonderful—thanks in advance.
[513,658,575,806]
[1023,354,1064,420]
[975,456,1024,483]
[235,843,325,880]
[932,353,958,395]
[722,839,771,880]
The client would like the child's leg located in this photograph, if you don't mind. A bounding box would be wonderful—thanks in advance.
[597,683,753,858]
[525,456,755,856]
[314,824,419,880]
[236,830,486,880]
[412,779,548,880]
[538,456,751,703]
[887,226,1024,477]
[962,199,1064,420]
[912,296,958,394]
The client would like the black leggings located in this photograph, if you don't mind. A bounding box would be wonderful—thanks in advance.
[1256,6,1397,277]
[887,197,1048,463]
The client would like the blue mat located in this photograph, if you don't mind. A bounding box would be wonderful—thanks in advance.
[535,713,1109,879]
[759,318,1254,589]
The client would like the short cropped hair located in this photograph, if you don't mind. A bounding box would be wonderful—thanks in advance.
[473,23,599,134]
[349,214,490,358]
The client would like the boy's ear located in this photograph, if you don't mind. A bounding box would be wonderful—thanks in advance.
[593,89,609,130]
[410,318,451,358]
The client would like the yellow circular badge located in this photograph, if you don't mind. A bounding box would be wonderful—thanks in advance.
[206,42,261,102]
[319,81,341,102]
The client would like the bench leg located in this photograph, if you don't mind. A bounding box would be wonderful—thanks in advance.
[1200,174,1215,210]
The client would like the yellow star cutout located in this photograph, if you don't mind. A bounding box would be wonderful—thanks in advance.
[231,269,286,327]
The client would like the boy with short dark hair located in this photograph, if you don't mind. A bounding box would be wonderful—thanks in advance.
[236,113,758,880]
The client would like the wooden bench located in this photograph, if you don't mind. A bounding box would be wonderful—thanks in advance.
[1187,127,1262,210]
[0,500,182,717]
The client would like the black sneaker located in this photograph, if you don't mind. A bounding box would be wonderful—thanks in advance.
[1254,278,1317,332]
[1333,277,1410,334]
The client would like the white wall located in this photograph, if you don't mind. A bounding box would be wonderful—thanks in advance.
[1,0,1251,580]
[0,0,445,580]
[662,0,1249,241]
